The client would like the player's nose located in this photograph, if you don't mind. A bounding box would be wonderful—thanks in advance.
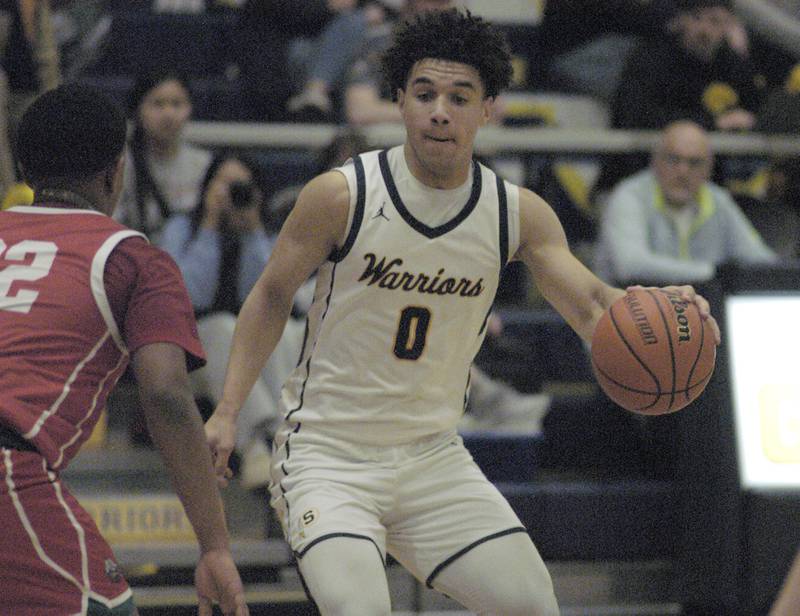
[430,97,450,124]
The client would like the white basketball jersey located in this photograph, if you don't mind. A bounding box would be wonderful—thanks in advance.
[280,146,520,445]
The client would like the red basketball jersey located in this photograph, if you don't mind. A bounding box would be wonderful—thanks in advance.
[0,204,204,469]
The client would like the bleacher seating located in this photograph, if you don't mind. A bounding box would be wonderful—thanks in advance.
[82,11,238,78]
[75,10,247,121]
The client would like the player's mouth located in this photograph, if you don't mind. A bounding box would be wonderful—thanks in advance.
[425,135,454,143]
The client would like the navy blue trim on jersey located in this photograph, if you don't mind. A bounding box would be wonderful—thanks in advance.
[330,155,367,262]
[295,318,309,370]
[295,532,386,566]
[286,266,338,421]
[279,422,301,481]
[462,368,472,413]
[477,174,510,337]
[425,526,528,588]
[379,149,482,239]
[278,422,302,525]
[496,175,509,267]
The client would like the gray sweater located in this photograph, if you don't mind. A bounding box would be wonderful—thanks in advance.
[594,169,778,285]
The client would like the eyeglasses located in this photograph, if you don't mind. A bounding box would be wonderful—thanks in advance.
[658,152,709,170]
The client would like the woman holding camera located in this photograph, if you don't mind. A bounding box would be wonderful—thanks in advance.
[160,153,303,490]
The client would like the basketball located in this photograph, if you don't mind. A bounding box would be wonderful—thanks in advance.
[591,289,716,415]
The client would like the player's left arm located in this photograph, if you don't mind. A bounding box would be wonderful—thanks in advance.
[514,188,624,343]
[514,188,720,344]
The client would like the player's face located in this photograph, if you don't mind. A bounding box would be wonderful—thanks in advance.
[397,58,492,188]
[653,127,713,207]
[138,79,192,146]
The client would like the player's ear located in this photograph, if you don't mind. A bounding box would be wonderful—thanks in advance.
[397,88,406,112]
[480,96,494,126]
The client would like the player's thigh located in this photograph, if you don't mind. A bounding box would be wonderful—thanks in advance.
[434,531,559,616]
[87,596,138,615]
[387,437,526,586]
[0,453,132,615]
[270,430,392,557]
[298,536,391,616]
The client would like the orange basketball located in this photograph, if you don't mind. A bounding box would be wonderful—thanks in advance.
[591,289,716,415]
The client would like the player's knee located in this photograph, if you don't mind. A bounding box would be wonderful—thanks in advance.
[497,581,559,616]
[315,593,391,616]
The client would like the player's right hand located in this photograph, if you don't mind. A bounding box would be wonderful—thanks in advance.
[196,548,249,616]
[205,410,236,487]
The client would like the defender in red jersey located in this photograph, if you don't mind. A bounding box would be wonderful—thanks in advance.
[0,85,249,615]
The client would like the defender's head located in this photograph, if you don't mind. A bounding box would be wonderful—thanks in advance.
[16,84,127,214]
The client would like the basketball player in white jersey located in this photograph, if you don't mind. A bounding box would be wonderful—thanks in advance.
[206,9,721,615]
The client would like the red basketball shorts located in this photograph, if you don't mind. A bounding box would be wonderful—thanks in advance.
[0,449,132,615]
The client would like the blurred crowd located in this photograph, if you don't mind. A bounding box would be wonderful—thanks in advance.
[1,3,799,610]
[1,0,799,478]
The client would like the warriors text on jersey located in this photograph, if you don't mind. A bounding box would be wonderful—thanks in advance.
[281,146,520,445]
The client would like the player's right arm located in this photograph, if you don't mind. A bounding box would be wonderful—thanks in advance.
[132,343,248,616]
[206,170,350,479]
[115,239,248,615]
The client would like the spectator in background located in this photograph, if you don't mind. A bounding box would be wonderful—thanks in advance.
[533,0,679,103]
[594,120,777,286]
[237,0,383,122]
[734,84,800,258]
[286,1,391,121]
[114,70,212,239]
[159,153,303,490]
[738,155,800,258]
[613,0,761,131]
[596,0,766,192]
[0,0,59,199]
[734,0,800,79]
[343,0,452,126]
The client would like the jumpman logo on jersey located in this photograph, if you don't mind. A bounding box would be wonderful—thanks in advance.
[372,203,390,221]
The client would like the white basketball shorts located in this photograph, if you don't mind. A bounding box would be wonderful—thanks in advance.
[269,426,528,587]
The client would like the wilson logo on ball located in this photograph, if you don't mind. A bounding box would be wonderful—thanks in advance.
[624,292,658,346]
[591,288,716,415]
[666,293,692,343]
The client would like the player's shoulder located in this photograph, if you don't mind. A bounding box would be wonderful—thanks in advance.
[110,231,179,276]
[517,186,554,217]
[299,169,352,212]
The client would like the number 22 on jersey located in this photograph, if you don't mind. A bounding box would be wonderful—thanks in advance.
[0,238,57,314]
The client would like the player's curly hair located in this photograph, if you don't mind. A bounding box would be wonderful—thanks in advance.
[381,8,513,101]
[16,84,126,185]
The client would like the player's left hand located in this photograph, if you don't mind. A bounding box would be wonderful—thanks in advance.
[196,548,249,616]
[627,284,721,345]
[205,411,236,487]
